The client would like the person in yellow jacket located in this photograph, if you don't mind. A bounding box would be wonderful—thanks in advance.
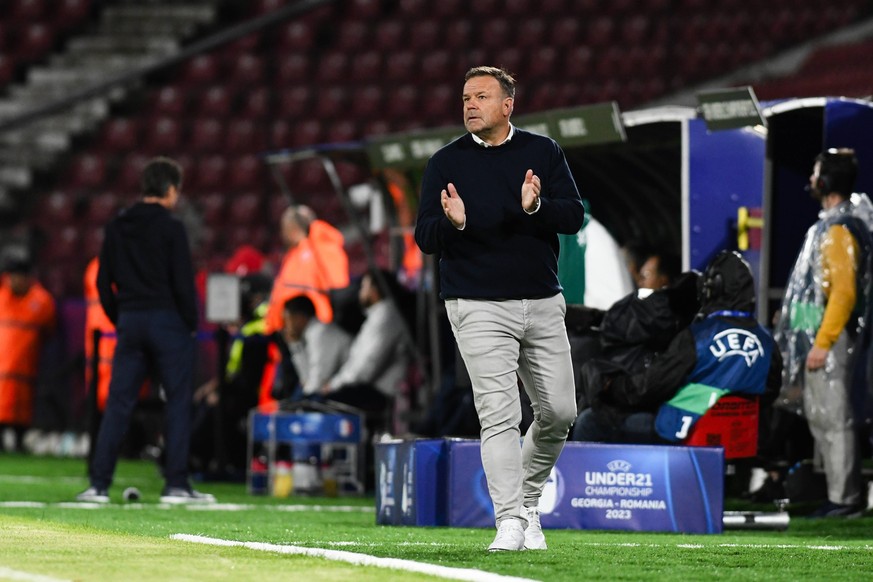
[775,148,873,518]
[0,251,56,450]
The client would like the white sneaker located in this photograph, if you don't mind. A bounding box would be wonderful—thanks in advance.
[75,486,109,504]
[522,506,547,550]
[159,487,216,504]
[488,518,526,551]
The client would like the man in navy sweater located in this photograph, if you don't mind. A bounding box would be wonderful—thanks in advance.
[415,66,585,551]
[77,157,214,505]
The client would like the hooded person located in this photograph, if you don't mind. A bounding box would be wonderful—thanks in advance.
[572,250,783,444]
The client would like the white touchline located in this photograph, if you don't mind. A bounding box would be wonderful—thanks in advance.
[0,566,72,582]
[577,542,873,551]
[0,501,373,513]
[171,534,541,582]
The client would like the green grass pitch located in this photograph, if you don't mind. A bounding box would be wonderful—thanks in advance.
[1,454,871,581]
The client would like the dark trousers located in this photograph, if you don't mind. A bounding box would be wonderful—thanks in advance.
[90,310,195,490]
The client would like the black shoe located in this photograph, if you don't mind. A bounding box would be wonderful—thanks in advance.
[76,486,109,503]
[159,487,216,504]
[748,476,786,503]
[807,501,864,519]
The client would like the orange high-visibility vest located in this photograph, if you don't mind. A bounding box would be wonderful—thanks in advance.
[265,219,349,333]
[0,276,55,425]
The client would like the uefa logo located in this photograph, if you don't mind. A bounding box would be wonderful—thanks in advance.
[537,466,565,514]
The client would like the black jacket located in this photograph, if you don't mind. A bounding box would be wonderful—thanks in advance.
[97,201,198,331]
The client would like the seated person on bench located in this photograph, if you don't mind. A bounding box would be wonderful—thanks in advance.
[572,251,783,444]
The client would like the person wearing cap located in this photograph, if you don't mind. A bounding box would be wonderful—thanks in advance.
[0,251,56,451]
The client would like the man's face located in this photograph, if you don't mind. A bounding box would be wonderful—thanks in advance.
[8,272,31,296]
[358,274,376,308]
[809,160,828,201]
[462,75,512,141]
[281,218,304,248]
[636,256,669,290]
[283,311,306,342]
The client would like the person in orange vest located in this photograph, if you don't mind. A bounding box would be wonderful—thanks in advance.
[0,250,56,451]
[265,205,349,333]
[263,205,349,405]
[83,256,119,413]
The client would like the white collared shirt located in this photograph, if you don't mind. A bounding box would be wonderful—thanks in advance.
[471,123,515,147]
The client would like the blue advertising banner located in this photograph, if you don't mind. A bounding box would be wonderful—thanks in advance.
[250,412,361,444]
[376,439,724,534]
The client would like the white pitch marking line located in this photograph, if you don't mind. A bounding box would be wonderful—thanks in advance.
[577,541,873,551]
[171,534,540,582]
[0,501,373,513]
[0,566,72,582]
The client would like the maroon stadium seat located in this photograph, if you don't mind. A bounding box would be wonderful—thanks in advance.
[408,19,441,52]
[479,19,513,51]
[383,50,416,82]
[225,119,266,153]
[178,54,221,86]
[292,119,324,148]
[36,191,75,227]
[188,117,225,154]
[149,85,188,116]
[516,18,547,50]
[9,0,46,21]
[114,153,149,193]
[276,54,310,86]
[197,192,226,224]
[15,23,54,63]
[316,51,350,84]
[239,86,271,120]
[97,118,140,151]
[335,21,368,51]
[351,85,383,118]
[444,20,472,50]
[374,20,405,51]
[65,153,107,190]
[324,120,358,144]
[276,21,316,52]
[226,155,264,190]
[313,86,348,119]
[54,0,91,30]
[84,192,119,226]
[228,54,265,85]
[227,191,262,225]
[349,50,382,83]
[197,86,234,117]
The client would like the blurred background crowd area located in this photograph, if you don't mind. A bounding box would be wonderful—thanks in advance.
[0,0,870,436]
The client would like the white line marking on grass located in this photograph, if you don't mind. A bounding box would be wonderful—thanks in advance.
[0,476,82,484]
[577,542,873,551]
[0,501,373,513]
[172,534,540,582]
[0,566,71,582]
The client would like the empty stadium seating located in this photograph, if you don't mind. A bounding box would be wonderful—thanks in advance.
[8,0,872,297]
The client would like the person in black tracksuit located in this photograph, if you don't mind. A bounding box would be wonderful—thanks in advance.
[76,157,214,504]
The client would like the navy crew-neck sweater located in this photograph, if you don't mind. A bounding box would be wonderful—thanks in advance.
[415,128,585,300]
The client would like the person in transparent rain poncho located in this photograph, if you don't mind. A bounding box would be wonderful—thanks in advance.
[774,148,873,518]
